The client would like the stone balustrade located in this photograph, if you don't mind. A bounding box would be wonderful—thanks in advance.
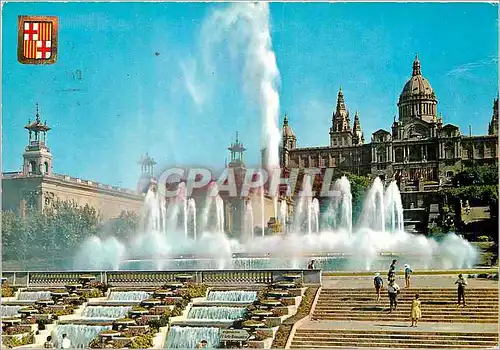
[2,269,322,288]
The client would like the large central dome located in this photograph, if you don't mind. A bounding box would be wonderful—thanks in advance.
[397,55,438,124]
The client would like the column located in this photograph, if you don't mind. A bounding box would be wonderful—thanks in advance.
[421,145,424,160]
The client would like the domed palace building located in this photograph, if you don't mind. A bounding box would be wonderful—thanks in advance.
[281,55,498,222]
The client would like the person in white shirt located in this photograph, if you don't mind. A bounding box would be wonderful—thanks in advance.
[61,333,71,349]
[387,280,400,313]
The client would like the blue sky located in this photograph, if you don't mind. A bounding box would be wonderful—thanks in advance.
[3,2,498,189]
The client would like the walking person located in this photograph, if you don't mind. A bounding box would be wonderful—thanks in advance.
[404,264,413,288]
[387,280,400,313]
[410,294,421,327]
[374,272,384,302]
[455,274,468,307]
[388,259,397,283]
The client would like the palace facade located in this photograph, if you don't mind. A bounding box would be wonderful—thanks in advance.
[281,56,498,206]
[2,106,144,220]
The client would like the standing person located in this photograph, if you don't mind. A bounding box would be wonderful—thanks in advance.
[374,272,384,302]
[455,274,468,307]
[387,280,400,313]
[43,336,54,348]
[388,259,397,283]
[410,294,421,327]
[61,334,71,349]
[307,259,316,270]
[404,264,413,288]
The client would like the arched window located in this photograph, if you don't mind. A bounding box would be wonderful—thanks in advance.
[29,161,36,173]
[44,162,49,174]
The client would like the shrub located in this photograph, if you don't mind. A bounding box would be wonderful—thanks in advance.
[3,325,32,335]
[148,314,169,330]
[2,284,14,297]
[179,284,208,299]
[80,288,103,299]
[88,281,110,294]
[129,332,154,349]
[2,333,34,348]
[36,318,53,330]
[477,235,491,242]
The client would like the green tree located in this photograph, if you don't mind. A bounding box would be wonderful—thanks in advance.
[100,210,140,242]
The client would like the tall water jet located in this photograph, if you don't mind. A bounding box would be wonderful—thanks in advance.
[200,182,223,233]
[215,195,225,234]
[244,200,254,239]
[166,182,187,234]
[145,186,160,232]
[260,189,265,236]
[311,198,320,234]
[385,181,404,232]
[360,177,385,232]
[336,176,353,235]
[187,198,197,240]
[279,200,288,233]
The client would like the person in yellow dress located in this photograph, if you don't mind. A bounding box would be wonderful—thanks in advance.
[410,294,421,327]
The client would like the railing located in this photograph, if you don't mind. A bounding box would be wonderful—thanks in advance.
[1,269,322,287]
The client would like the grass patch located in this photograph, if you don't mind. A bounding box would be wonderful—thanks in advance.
[271,287,319,349]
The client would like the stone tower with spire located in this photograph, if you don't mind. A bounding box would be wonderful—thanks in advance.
[281,114,296,168]
[352,111,364,145]
[330,87,355,147]
[22,104,53,176]
[488,96,498,135]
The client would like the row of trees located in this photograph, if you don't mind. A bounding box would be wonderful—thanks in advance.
[2,200,139,268]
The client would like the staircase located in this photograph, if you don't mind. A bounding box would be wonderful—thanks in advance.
[312,288,498,323]
[289,288,499,349]
[291,329,499,348]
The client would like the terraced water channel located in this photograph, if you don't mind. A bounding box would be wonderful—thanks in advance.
[166,290,258,348]
[51,290,152,347]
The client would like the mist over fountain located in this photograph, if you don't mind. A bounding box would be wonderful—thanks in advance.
[74,173,478,272]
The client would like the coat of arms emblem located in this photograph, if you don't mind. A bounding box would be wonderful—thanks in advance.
[17,15,58,64]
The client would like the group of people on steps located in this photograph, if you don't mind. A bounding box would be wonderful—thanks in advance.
[373,259,468,327]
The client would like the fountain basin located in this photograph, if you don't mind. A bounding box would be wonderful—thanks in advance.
[35,299,55,306]
[251,310,273,317]
[267,291,289,298]
[242,319,266,328]
[153,290,174,298]
[163,282,184,289]
[259,300,281,307]
[141,299,162,307]
[273,281,295,289]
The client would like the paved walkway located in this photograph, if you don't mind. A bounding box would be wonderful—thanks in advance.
[322,275,498,289]
[300,319,498,333]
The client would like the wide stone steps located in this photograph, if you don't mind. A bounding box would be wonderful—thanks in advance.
[313,288,498,323]
[291,330,499,349]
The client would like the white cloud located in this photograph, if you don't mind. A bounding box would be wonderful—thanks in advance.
[446,56,498,77]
